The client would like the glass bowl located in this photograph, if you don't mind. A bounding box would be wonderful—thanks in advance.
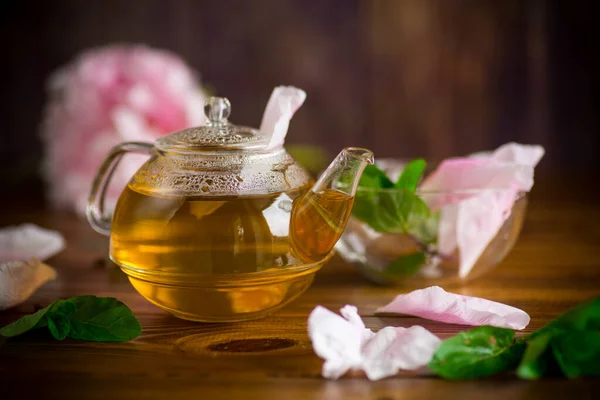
[336,187,528,287]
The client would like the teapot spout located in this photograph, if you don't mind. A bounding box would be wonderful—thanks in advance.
[311,147,374,196]
[290,147,374,263]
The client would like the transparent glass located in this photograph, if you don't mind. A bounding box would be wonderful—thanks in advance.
[88,141,373,322]
[336,188,528,287]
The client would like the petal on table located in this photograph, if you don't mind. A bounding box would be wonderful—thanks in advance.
[376,286,530,330]
[361,325,441,380]
[260,86,306,150]
[0,224,65,263]
[0,258,57,310]
[307,305,369,379]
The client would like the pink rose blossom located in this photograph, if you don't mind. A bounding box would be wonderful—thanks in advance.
[41,45,207,215]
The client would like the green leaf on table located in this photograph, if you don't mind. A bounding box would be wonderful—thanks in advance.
[395,158,426,191]
[47,314,71,340]
[428,326,525,380]
[540,297,600,333]
[552,330,600,378]
[516,332,553,380]
[517,297,600,380]
[0,295,141,342]
[382,252,426,277]
[66,296,142,342]
[0,306,52,337]
[44,299,77,340]
[427,297,600,381]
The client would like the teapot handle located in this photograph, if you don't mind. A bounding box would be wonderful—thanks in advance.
[86,142,153,236]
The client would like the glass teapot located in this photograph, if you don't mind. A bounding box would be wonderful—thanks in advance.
[87,96,373,322]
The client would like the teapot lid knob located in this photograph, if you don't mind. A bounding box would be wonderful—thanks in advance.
[204,97,231,126]
[156,95,264,151]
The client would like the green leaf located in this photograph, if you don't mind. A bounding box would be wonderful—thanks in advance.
[428,297,600,381]
[66,296,142,342]
[353,187,432,234]
[358,164,395,189]
[517,297,600,379]
[352,163,435,242]
[516,332,553,380]
[350,161,437,280]
[0,306,52,337]
[0,296,141,342]
[47,315,71,340]
[540,298,600,333]
[429,326,525,380]
[407,210,440,244]
[395,159,426,191]
[382,252,426,277]
[394,190,432,233]
[552,330,600,378]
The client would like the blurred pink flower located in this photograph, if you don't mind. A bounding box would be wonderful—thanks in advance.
[41,45,207,215]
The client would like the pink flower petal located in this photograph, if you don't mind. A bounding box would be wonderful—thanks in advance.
[455,189,518,277]
[420,159,529,209]
[308,305,441,380]
[362,326,441,380]
[260,86,306,150]
[420,142,544,208]
[486,142,545,166]
[377,286,530,330]
[418,143,544,276]
[0,224,65,263]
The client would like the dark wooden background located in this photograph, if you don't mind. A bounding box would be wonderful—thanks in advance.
[1,0,598,192]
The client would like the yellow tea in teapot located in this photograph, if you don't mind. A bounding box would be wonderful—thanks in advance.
[110,181,317,321]
[110,182,354,321]
[291,189,354,263]
[111,185,311,275]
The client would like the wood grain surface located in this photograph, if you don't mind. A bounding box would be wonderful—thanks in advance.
[1,176,600,399]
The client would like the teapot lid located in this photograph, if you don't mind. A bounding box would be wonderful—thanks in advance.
[155,97,268,153]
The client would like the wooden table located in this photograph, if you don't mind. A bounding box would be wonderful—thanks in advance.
[1,177,600,399]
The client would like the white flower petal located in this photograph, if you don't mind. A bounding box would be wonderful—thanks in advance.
[260,86,306,150]
[308,305,441,380]
[0,224,65,263]
[0,258,57,310]
[308,306,365,379]
[362,326,441,380]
